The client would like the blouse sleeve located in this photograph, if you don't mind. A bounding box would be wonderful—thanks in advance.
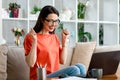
[23,34,33,56]
[54,34,62,55]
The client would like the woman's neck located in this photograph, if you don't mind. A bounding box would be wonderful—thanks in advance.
[39,30,49,34]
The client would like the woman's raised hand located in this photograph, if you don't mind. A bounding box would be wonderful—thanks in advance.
[29,28,37,41]
[61,29,69,47]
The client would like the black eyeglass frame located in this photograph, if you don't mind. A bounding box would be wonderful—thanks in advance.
[45,18,60,25]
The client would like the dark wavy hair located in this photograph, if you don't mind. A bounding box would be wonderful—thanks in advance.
[33,5,59,34]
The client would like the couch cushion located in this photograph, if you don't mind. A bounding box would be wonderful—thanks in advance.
[0,44,8,80]
[7,46,29,80]
[71,42,96,72]
[94,45,120,53]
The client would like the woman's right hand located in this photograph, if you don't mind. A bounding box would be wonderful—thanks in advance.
[29,28,37,41]
[26,28,37,67]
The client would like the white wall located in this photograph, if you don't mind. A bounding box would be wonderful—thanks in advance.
[0,0,6,45]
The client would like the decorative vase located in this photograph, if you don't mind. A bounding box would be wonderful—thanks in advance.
[79,36,88,42]
[59,8,72,20]
[15,35,21,46]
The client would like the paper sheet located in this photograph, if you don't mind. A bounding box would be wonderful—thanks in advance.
[58,76,97,80]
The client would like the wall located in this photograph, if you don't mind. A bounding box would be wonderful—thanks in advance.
[0,0,6,45]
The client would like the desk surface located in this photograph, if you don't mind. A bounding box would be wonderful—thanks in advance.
[99,66,120,80]
[98,74,120,80]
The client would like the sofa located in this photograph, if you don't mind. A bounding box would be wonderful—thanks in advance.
[0,42,120,80]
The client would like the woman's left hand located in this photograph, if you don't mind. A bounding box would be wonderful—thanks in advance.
[61,29,69,47]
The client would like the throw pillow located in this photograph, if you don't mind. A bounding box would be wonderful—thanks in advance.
[7,47,29,80]
[0,44,8,80]
[71,42,96,72]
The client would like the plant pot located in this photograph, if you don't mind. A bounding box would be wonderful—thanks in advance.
[79,36,88,42]
[11,8,19,18]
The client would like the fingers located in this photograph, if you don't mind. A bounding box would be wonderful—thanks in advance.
[61,29,69,47]
[30,28,36,34]
[61,29,69,40]
[62,29,69,35]
[29,28,37,40]
[29,28,36,35]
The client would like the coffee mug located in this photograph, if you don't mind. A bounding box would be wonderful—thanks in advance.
[88,68,103,78]
[37,67,46,80]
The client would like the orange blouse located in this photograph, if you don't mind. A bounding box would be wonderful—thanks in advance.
[23,33,62,80]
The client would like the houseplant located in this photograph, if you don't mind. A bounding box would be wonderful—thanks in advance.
[11,27,25,46]
[57,23,63,32]
[78,23,92,42]
[30,5,41,19]
[9,2,21,18]
[77,0,90,19]
[99,24,104,45]
[31,5,41,14]
[77,2,86,19]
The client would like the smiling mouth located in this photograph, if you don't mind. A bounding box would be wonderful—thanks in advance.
[48,26,55,31]
[49,27,54,29]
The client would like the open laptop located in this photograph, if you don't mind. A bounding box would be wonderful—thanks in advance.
[88,50,120,75]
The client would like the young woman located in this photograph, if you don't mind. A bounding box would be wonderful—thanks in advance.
[23,5,86,80]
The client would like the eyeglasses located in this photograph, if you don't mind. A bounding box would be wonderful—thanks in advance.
[45,18,60,25]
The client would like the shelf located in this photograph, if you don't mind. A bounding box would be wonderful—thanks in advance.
[77,20,98,23]
[60,20,76,23]
[2,18,28,21]
[99,21,118,24]
[1,0,120,47]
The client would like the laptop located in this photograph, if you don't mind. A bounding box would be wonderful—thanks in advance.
[88,50,120,75]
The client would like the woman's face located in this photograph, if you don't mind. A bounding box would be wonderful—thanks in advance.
[42,13,60,33]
